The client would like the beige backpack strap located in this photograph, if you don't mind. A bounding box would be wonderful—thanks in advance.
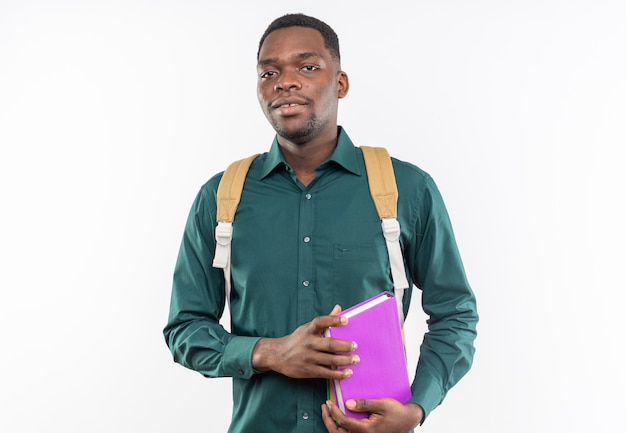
[212,154,260,308]
[361,146,398,219]
[215,154,260,223]
[361,146,409,326]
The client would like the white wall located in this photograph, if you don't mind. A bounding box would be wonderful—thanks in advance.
[1,1,624,432]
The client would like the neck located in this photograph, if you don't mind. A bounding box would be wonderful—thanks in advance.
[278,127,338,186]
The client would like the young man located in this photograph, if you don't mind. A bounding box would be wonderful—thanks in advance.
[164,13,478,433]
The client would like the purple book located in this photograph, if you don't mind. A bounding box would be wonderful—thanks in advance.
[324,292,412,419]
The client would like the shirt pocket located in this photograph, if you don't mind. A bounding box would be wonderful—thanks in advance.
[333,244,381,261]
[331,242,393,308]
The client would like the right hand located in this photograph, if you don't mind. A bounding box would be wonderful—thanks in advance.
[251,305,360,380]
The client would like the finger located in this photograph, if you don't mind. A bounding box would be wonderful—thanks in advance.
[316,335,358,355]
[321,401,345,432]
[325,400,356,432]
[329,304,342,316]
[299,354,357,380]
[311,314,348,332]
[301,364,353,381]
[308,350,359,369]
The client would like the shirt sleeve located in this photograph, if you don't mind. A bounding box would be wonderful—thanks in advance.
[163,184,262,379]
[405,175,479,420]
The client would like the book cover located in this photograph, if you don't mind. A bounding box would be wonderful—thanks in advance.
[324,292,412,419]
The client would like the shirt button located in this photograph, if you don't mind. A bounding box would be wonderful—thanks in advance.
[305,193,312,199]
[303,236,311,243]
[302,412,309,420]
[302,280,310,287]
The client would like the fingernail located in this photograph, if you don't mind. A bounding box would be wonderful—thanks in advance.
[339,316,348,325]
[352,342,358,351]
[351,355,360,364]
[343,369,353,378]
[346,399,356,409]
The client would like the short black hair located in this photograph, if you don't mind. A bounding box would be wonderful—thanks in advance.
[257,13,340,62]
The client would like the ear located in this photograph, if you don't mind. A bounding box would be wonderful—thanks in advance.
[337,71,349,99]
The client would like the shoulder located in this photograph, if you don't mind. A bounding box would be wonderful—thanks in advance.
[388,155,448,221]
[389,156,436,191]
[197,171,223,200]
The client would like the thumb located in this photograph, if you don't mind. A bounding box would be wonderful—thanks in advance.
[346,398,378,413]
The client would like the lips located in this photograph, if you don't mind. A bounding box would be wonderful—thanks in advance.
[270,98,308,117]
[271,98,308,109]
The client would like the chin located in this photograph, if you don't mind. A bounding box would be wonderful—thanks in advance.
[277,128,312,143]
[273,118,320,143]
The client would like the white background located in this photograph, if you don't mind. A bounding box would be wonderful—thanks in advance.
[1,1,624,432]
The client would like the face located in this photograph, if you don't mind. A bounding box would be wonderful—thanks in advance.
[257,26,349,144]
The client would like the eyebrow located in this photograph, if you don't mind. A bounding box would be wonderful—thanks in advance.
[258,52,321,66]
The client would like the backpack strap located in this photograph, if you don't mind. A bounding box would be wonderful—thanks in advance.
[361,146,409,325]
[212,154,260,308]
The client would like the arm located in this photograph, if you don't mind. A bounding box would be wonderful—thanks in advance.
[163,186,258,378]
[320,174,478,432]
[406,175,478,419]
[164,186,359,380]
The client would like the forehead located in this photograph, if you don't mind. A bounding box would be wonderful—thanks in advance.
[258,26,331,63]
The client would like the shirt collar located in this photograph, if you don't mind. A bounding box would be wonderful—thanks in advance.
[259,126,362,179]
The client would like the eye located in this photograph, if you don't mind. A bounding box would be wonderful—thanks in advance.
[300,65,319,72]
[260,70,277,79]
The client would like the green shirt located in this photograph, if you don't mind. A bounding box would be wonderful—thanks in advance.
[164,127,478,433]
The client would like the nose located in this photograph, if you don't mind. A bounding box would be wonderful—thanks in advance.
[274,69,301,92]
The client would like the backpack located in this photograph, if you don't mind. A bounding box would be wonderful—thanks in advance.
[211,146,409,324]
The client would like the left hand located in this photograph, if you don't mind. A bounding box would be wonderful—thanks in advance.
[321,398,424,433]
